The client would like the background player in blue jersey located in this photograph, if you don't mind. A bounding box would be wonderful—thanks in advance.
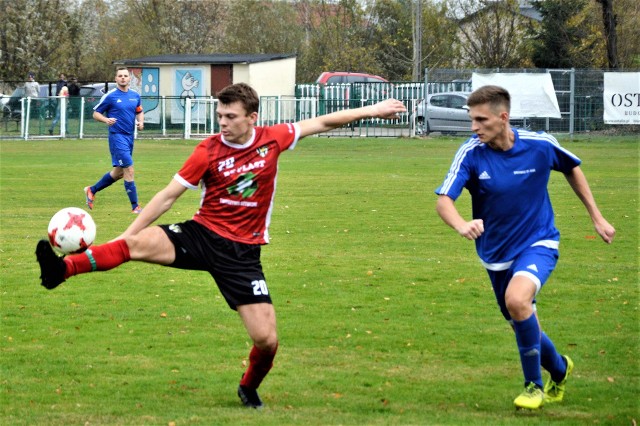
[85,67,144,213]
[435,85,615,410]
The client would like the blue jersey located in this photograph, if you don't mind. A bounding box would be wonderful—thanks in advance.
[94,88,142,135]
[435,129,581,266]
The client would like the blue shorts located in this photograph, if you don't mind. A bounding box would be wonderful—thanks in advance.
[108,132,135,167]
[486,245,559,321]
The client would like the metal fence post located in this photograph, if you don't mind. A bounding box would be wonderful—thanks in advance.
[161,96,166,137]
[23,98,29,140]
[569,68,575,136]
[79,97,85,139]
[60,96,66,137]
[421,68,429,137]
[184,97,191,139]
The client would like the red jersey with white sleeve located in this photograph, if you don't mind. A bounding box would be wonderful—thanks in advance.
[174,123,301,244]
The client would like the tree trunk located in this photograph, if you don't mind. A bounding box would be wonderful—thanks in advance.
[597,0,619,69]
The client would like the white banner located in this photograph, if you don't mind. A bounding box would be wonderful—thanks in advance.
[603,72,640,124]
[472,73,561,119]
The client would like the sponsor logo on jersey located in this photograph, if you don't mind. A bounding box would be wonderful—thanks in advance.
[513,168,536,175]
[219,157,266,177]
[479,171,491,180]
[227,172,258,198]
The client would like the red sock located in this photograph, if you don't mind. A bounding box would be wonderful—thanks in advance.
[240,343,278,389]
[64,239,131,278]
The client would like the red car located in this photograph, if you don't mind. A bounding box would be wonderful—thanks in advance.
[316,71,389,85]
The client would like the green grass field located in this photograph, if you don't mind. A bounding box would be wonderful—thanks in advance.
[1,135,638,425]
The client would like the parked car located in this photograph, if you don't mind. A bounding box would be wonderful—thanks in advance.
[2,86,58,121]
[78,83,117,115]
[316,71,389,85]
[79,82,116,99]
[411,92,472,135]
[316,71,392,110]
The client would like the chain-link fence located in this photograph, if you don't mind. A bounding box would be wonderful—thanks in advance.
[425,68,640,134]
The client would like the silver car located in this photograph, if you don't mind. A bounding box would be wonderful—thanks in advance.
[412,92,472,135]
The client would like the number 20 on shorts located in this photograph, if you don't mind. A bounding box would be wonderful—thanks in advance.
[252,280,269,296]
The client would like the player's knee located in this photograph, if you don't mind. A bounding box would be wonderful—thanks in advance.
[253,331,278,352]
[125,229,169,262]
[505,292,531,319]
[250,324,278,352]
[123,234,143,257]
[123,167,134,180]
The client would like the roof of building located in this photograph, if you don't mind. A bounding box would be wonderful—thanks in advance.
[519,2,542,21]
[458,0,542,23]
[114,53,296,66]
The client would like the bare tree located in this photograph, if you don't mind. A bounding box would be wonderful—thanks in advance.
[127,0,228,54]
[298,0,381,82]
[368,0,459,81]
[0,0,70,81]
[613,0,640,68]
[450,0,534,68]
[224,0,303,54]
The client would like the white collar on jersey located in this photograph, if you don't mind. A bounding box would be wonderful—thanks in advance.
[221,128,256,149]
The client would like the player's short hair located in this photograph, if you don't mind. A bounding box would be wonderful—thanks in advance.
[115,66,129,75]
[467,85,511,114]
[217,83,259,115]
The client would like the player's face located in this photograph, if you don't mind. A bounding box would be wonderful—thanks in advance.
[115,70,131,89]
[468,103,509,144]
[217,101,258,145]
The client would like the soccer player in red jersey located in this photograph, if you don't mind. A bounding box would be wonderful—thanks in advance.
[36,83,406,408]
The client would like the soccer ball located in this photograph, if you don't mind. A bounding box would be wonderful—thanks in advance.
[47,207,96,254]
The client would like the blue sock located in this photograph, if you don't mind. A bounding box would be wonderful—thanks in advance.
[513,314,543,388]
[540,332,567,382]
[92,172,116,193]
[124,180,138,209]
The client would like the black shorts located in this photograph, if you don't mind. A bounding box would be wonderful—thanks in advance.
[159,220,272,310]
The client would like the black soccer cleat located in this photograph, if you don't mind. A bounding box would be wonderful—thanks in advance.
[237,384,264,409]
[36,239,66,290]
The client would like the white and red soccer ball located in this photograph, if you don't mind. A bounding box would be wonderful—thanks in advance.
[47,207,96,254]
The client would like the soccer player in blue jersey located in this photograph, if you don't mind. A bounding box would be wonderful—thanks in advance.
[435,85,615,410]
[85,67,144,213]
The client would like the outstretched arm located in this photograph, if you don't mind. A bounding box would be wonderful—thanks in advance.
[564,166,615,244]
[118,179,188,239]
[436,195,484,240]
[297,98,406,138]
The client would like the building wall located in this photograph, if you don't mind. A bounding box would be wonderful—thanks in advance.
[247,57,297,97]
[145,57,295,98]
